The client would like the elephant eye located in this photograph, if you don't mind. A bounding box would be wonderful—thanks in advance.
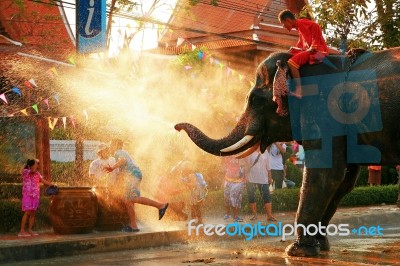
[249,90,267,107]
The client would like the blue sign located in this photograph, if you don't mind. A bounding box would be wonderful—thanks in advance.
[288,69,382,168]
[76,0,106,54]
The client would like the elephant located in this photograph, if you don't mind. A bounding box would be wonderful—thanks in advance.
[175,47,400,257]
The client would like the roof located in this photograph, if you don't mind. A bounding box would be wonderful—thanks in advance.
[0,0,75,59]
[155,0,306,54]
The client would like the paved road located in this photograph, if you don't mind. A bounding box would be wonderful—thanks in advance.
[5,223,400,266]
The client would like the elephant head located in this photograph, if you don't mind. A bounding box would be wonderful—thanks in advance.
[175,52,294,157]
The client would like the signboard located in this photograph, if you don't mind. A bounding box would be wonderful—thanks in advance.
[76,0,106,54]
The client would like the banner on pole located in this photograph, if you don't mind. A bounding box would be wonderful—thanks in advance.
[76,0,106,54]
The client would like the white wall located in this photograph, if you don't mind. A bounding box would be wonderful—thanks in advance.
[50,140,101,162]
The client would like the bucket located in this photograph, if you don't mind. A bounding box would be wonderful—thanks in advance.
[49,187,97,234]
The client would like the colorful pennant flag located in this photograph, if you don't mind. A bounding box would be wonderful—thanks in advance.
[20,109,28,116]
[83,110,88,122]
[43,98,49,109]
[28,79,37,87]
[177,37,185,47]
[24,81,33,89]
[12,87,21,96]
[31,104,38,113]
[62,117,67,129]
[51,67,58,76]
[68,56,76,65]
[47,117,58,130]
[0,93,8,104]
[54,94,60,104]
[70,116,75,128]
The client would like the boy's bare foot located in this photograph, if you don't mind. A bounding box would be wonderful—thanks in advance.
[18,232,31,237]
[290,86,302,99]
[28,231,39,236]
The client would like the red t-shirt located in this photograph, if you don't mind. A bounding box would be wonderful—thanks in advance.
[295,19,329,53]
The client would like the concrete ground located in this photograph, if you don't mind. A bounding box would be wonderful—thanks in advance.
[0,205,399,264]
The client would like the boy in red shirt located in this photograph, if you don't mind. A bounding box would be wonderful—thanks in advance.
[278,10,329,98]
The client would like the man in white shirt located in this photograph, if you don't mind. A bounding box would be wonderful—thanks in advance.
[89,143,118,187]
[269,142,287,189]
[244,148,277,222]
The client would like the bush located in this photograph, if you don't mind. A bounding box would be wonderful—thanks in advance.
[203,184,398,216]
[0,197,51,233]
[50,161,92,185]
[355,166,398,187]
[340,185,397,206]
[0,183,22,200]
[285,161,303,188]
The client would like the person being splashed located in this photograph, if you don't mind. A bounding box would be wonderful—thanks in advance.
[105,139,169,232]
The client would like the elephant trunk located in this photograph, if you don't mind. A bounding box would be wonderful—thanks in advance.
[175,118,257,156]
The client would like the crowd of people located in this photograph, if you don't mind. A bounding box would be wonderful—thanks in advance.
[18,139,299,237]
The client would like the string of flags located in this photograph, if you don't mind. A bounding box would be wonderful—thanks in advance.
[171,35,255,88]
[0,66,88,130]
[7,93,60,117]
[0,78,37,104]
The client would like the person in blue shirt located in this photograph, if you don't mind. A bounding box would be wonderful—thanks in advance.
[105,138,168,232]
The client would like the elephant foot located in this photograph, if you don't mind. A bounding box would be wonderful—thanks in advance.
[316,235,330,251]
[285,239,320,257]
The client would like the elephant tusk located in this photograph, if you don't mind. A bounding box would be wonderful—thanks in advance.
[220,135,254,153]
[235,142,260,159]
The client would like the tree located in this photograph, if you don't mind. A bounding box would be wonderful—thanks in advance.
[372,0,400,48]
[301,0,371,53]
[304,0,400,51]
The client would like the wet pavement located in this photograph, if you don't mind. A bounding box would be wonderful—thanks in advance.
[1,205,399,265]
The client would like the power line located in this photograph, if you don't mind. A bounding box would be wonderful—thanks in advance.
[111,12,278,47]
[16,0,282,47]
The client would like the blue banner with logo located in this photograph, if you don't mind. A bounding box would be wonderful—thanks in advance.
[76,0,106,54]
[288,69,382,168]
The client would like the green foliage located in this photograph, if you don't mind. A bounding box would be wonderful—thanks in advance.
[50,161,92,185]
[285,161,303,188]
[203,184,398,216]
[340,185,398,206]
[302,1,372,51]
[49,128,75,140]
[0,183,21,200]
[303,0,400,50]
[0,197,51,233]
[173,47,210,73]
[356,165,398,186]
[0,199,23,232]
[107,0,138,13]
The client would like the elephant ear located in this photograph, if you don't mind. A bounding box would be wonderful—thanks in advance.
[272,60,289,117]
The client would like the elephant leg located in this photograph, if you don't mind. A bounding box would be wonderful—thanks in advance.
[316,164,360,251]
[286,164,347,257]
